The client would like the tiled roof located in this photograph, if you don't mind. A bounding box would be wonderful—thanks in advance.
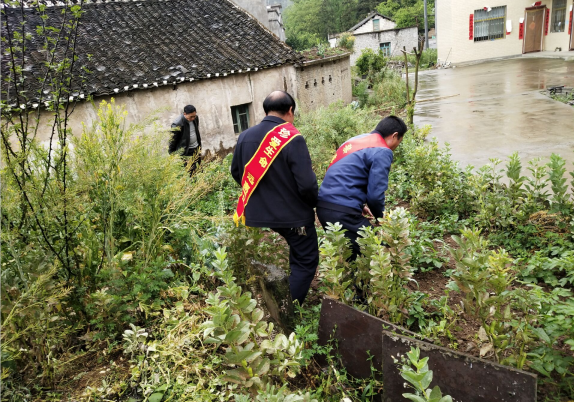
[1,0,303,105]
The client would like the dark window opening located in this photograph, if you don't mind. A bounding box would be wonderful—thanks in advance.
[231,103,250,134]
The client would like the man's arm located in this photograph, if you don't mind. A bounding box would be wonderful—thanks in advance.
[169,122,183,154]
[287,136,318,208]
[366,148,394,219]
[230,139,243,185]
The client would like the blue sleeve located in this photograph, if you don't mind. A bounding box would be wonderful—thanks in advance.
[366,148,394,219]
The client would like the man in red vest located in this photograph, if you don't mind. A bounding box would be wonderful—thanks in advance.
[231,91,318,305]
[316,116,407,261]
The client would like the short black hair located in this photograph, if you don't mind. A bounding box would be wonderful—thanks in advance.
[184,105,196,114]
[374,116,408,138]
[263,91,296,115]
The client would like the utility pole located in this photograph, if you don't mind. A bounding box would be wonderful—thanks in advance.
[424,0,429,50]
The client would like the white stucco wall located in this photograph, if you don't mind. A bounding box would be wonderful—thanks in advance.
[437,0,573,64]
[350,27,419,65]
[353,15,397,34]
[33,66,298,153]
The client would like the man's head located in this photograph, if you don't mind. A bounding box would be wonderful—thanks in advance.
[374,116,407,151]
[183,105,197,122]
[263,91,296,123]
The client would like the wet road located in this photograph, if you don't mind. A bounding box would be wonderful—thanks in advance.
[414,58,574,171]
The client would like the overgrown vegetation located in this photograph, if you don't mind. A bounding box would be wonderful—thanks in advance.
[2,2,573,401]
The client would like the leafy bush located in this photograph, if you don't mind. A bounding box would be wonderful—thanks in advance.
[366,69,410,109]
[355,48,387,77]
[1,100,232,391]
[338,32,355,51]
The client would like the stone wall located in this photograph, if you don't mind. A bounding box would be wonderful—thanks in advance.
[32,66,298,153]
[295,53,352,111]
[437,0,573,65]
[30,58,353,153]
[350,27,419,65]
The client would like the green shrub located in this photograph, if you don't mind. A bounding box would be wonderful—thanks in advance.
[338,32,355,51]
[367,69,410,109]
[355,48,387,77]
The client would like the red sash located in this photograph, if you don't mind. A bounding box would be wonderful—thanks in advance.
[328,133,389,169]
[233,122,301,226]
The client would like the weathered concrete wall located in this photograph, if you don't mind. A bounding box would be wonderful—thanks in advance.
[353,15,396,34]
[231,0,271,29]
[437,0,573,65]
[351,27,419,65]
[295,53,352,111]
[33,66,298,153]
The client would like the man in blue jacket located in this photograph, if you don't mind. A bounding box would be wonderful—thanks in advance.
[231,91,318,305]
[317,115,407,261]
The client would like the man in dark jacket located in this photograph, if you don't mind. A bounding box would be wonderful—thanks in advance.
[317,115,407,261]
[231,91,318,305]
[170,105,202,174]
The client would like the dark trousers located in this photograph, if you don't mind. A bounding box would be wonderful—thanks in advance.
[316,206,372,262]
[184,147,201,176]
[271,224,319,305]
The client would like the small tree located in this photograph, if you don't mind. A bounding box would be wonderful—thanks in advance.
[401,38,425,125]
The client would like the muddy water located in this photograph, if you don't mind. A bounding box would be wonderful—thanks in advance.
[414,58,574,172]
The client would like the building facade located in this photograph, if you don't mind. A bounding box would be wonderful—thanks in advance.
[2,0,350,154]
[295,54,353,111]
[329,12,419,65]
[437,0,574,65]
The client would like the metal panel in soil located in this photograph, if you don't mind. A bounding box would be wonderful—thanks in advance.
[382,331,537,402]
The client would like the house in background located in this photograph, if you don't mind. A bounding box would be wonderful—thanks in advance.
[329,12,419,65]
[2,0,350,153]
[437,0,574,65]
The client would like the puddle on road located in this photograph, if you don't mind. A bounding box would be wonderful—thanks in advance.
[414,58,574,171]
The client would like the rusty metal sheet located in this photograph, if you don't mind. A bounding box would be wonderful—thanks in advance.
[382,331,537,402]
[316,297,422,379]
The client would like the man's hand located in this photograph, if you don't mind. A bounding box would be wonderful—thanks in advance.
[362,205,374,219]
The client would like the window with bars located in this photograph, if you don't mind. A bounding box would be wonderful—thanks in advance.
[231,104,250,134]
[551,0,567,32]
[473,6,506,42]
[373,18,380,31]
[380,42,391,56]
